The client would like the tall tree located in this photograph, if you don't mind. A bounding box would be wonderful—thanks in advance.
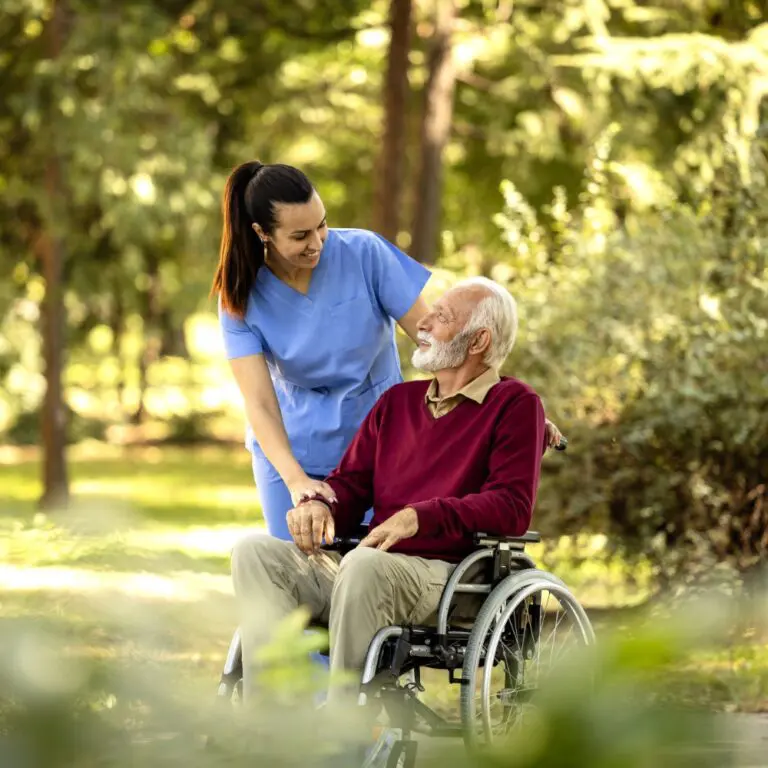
[372,0,413,241]
[410,0,457,263]
[39,0,70,509]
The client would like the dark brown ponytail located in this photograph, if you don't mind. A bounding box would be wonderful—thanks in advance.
[212,161,314,317]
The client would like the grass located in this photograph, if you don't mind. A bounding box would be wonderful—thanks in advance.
[0,443,766,717]
[0,443,255,696]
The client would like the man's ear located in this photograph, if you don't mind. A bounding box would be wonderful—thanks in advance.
[469,328,492,357]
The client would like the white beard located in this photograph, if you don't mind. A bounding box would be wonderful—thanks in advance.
[411,331,471,372]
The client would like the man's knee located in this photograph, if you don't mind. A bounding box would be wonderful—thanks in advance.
[232,531,281,569]
[230,533,298,597]
[332,547,392,602]
[338,545,391,577]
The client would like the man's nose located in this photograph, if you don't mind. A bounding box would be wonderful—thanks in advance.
[417,313,431,332]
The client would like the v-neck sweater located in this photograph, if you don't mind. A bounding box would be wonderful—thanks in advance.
[325,377,547,562]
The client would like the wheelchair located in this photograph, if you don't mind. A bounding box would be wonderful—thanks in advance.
[216,519,595,766]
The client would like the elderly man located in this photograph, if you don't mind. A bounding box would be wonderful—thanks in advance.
[232,277,547,702]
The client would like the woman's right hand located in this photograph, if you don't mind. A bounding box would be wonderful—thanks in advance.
[287,475,338,507]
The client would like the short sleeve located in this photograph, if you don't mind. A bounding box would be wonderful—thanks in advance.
[365,232,431,321]
[218,296,264,360]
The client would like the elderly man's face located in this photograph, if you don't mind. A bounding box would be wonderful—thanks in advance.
[411,286,484,372]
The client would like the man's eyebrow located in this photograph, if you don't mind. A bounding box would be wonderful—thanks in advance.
[291,214,326,235]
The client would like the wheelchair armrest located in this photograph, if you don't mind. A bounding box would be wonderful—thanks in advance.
[474,530,541,550]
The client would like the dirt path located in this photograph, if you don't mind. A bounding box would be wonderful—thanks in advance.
[411,714,768,767]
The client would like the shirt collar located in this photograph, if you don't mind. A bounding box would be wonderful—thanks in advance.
[424,367,501,405]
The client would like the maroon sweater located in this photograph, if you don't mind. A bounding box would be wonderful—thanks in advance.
[325,377,546,562]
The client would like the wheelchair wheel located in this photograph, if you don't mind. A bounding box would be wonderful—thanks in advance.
[460,570,594,751]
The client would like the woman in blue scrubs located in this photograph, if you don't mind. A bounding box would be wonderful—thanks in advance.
[213,161,431,537]
[214,160,561,539]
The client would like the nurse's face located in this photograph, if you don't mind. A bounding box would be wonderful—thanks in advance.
[261,193,328,270]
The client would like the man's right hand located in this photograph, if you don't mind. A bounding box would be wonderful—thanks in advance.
[286,500,336,555]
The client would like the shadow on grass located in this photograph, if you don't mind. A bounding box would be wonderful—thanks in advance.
[1,585,237,684]
[0,445,262,528]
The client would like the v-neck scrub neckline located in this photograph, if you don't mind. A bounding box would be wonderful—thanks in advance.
[257,250,328,308]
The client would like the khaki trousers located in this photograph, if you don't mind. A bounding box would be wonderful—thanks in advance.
[231,533,455,701]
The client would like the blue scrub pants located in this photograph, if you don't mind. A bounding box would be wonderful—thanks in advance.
[251,454,327,540]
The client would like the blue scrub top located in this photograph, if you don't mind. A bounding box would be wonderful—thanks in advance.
[219,228,431,476]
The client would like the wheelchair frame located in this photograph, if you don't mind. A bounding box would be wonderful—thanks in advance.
[217,528,594,767]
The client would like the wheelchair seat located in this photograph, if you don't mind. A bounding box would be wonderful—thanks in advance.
[325,526,542,556]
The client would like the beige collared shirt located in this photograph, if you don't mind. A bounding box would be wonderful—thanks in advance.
[424,367,501,419]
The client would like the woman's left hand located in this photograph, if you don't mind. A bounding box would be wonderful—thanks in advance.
[545,419,563,450]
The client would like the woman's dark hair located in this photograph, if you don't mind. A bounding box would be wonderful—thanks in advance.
[211,161,314,317]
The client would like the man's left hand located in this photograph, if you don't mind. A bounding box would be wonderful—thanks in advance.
[359,507,419,551]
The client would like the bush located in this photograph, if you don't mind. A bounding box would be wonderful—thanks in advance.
[492,130,768,583]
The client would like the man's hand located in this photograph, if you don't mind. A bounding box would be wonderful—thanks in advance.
[287,501,336,555]
[359,507,419,551]
[545,419,562,450]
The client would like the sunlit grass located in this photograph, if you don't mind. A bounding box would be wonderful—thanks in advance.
[0,445,252,694]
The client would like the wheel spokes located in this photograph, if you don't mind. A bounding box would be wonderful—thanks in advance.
[474,586,590,744]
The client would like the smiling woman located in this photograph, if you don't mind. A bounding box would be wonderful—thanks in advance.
[211,161,432,542]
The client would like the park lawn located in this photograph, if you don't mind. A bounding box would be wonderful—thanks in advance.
[0,443,766,714]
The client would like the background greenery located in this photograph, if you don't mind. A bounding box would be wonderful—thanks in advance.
[1,0,767,762]
[2,0,766,580]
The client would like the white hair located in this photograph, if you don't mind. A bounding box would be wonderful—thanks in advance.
[456,277,518,370]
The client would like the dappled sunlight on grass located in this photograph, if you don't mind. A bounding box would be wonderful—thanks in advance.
[0,446,259,701]
[127,525,246,555]
[0,564,231,600]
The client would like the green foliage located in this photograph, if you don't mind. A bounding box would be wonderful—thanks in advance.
[0,577,761,766]
[492,124,767,580]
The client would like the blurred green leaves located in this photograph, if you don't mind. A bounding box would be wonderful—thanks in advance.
[1,584,761,767]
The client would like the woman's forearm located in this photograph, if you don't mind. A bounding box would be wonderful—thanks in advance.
[229,355,306,486]
[245,401,305,485]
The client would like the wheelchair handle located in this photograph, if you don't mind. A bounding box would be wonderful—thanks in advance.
[555,436,568,452]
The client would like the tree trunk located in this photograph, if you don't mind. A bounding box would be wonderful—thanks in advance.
[131,249,163,425]
[111,271,127,418]
[39,0,70,510]
[372,0,413,242]
[410,0,457,264]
